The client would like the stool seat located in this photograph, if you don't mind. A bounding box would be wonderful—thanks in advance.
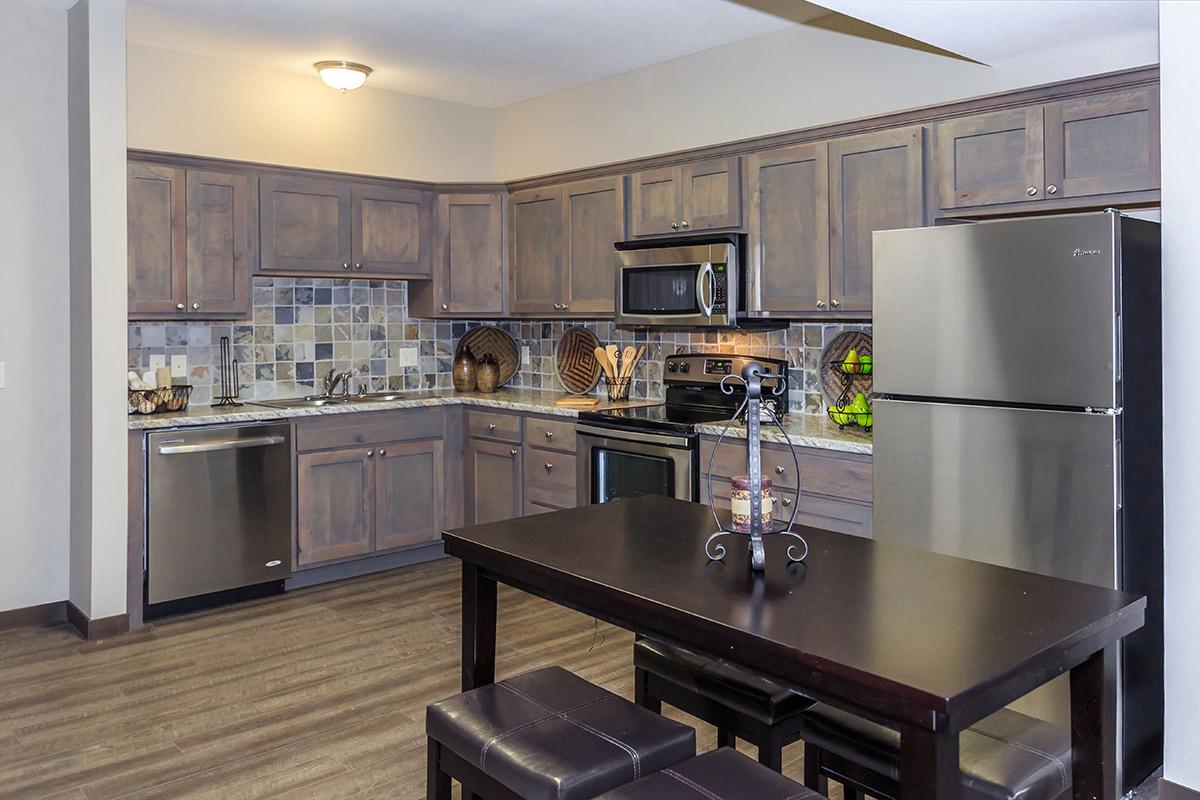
[800,704,1071,800]
[594,748,827,799]
[426,666,695,800]
[634,638,813,725]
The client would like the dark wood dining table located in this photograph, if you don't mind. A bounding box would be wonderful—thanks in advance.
[442,496,1145,800]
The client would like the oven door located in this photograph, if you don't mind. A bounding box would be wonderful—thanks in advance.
[576,425,697,505]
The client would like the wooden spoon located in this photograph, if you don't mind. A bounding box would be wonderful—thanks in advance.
[593,346,613,381]
[619,346,638,381]
[605,345,620,380]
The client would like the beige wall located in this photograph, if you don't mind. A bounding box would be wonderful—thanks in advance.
[127,45,493,182]
[0,0,71,614]
[491,23,1159,180]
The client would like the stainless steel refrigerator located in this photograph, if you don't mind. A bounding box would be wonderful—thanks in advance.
[872,211,1162,794]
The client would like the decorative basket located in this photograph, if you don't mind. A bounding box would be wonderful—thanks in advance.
[128,385,192,415]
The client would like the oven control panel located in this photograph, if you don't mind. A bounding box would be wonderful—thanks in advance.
[664,353,788,387]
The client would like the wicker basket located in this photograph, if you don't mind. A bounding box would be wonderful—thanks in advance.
[128,385,193,415]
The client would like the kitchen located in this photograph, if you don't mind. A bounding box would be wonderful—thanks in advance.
[1,1,1195,799]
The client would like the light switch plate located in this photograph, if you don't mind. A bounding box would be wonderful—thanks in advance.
[522,345,531,366]
[148,354,166,371]
[395,347,419,368]
[170,355,188,379]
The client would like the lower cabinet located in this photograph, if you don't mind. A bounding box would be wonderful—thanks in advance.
[296,447,375,565]
[464,411,577,525]
[375,440,444,551]
[465,437,523,525]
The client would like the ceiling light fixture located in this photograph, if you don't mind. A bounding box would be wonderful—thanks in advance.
[314,60,372,92]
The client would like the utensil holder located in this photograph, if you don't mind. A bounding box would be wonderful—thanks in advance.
[605,377,631,402]
[128,385,193,415]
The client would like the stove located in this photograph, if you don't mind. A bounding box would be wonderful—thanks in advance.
[576,354,788,505]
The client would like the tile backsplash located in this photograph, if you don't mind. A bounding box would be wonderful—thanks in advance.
[128,276,868,414]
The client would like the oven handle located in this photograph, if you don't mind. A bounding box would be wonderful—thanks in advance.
[576,424,692,449]
[695,261,715,317]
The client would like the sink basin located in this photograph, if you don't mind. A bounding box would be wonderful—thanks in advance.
[251,395,350,409]
[345,392,407,402]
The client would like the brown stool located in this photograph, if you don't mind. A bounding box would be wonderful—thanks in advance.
[426,666,696,800]
[633,637,814,771]
[594,747,828,799]
[800,703,1072,800]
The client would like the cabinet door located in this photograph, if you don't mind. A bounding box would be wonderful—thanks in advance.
[374,440,444,551]
[681,156,741,231]
[296,447,374,566]
[1045,86,1160,199]
[128,163,187,316]
[351,184,432,277]
[466,438,522,525]
[185,170,255,318]
[629,166,682,237]
[564,176,625,315]
[746,143,829,316]
[829,127,924,313]
[509,186,565,315]
[934,107,1044,209]
[260,176,352,273]
[437,193,506,316]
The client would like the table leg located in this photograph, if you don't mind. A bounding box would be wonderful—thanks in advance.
[461,562,497,692]
[1070,644,1118,800]
[898,723,959,799]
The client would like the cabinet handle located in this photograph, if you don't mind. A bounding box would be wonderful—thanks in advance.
[775,465,785,475]
[176,303,185,310]
[366,449,374,457]
[680,220,689,228]
[831,299,840,308]
[1047,184,1059,195]
[1026,186,1039,196]
[354,262,363,270]
[488,423,497,432]
[544,462,553,471]
[379,449,386,456]
[342,262,351,270]
[441,303,449,311]
[561,303,568,310]
[781,497,792,507]
[509,449,518,457]
[816,300,826,309]
[545,431,554,440]
[670,222,679,230]
[191,302,200,310]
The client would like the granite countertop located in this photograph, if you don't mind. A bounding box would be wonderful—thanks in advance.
[128,388,873,454]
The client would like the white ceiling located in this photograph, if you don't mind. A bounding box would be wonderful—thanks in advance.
[813,0,1158,65]
[125,0,798,108]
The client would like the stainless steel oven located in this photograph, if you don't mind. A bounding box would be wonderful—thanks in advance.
[576,424,697,505]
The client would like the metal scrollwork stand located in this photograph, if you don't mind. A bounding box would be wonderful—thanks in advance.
[704,363,808,571]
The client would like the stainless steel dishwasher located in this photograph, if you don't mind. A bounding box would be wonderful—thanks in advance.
[146,422,293,613]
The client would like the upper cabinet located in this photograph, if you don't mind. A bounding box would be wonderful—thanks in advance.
[934,87,1159,212]
[260,176,432,278]
[745,127,923,318]
[509,176,626,316]
[410,192,506,318]
[629,156,741,237]
[128,161,255,320]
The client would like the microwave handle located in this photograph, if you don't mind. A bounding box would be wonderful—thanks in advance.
[696,262,716,317]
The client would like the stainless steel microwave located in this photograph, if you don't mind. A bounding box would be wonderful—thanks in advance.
[613,234,781,330]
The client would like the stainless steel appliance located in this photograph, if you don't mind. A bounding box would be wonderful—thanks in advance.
[578,353,788,505]
[614,234,783,330]
[146,422,294,615]
[872,211,1162,794]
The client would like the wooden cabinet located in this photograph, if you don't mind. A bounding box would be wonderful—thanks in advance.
[375,440,444,551]
[297,447,374,566]
[629,156,740,237]
[509,176,626,316]
[128,162,255,319]
[260,175,352,273]
[828,127,925,313]
[745,128,922,317]
[934,87,1159,211]
[466,438,523,525]
[410,193,506,318]
[523,415,577,513]
[351,184,432,276]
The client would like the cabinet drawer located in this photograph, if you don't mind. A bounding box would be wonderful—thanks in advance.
[468,410,523,444]
[524,416,576,453]
[296,407,442,452]
[708,485,873,538]
[700,437,872,504]
[524,447,576,509]
[700,439,799,491]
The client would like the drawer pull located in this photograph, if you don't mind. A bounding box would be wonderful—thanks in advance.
[775,466,785,475]
[544,462,553,471]
[509,449,518,457]
[488,423,497,432]
[544,431,554,440]
[781,497,792,507]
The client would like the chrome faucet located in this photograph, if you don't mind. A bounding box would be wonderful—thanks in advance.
[323,368,354,398]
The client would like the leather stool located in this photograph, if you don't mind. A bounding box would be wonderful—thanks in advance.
[594,747,828,799]
[426,666,696,800]
[800,704,1072,800]
[633,637,814,770]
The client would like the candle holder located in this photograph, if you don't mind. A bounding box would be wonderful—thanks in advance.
[704,362,808,571]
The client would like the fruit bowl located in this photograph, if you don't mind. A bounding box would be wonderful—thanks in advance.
[827,405,873,432]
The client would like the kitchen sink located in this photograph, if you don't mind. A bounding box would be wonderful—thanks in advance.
[251,395,351,409]
[345,392,407,402]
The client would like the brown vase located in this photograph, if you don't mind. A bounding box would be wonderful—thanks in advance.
[453,346,477,392]
[477,356,500,394]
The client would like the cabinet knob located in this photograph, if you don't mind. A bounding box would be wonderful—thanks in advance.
[379,448,386,456]
[544,462,553,471]
[680,220,689,228]
[354,262,363,270]
[488,423,497,432]
[561,303,568,310]
[1026,186,1039,196]
[781,497,792,507]
[816,300,826,309]
[343,262,351,270]
[509,449,518,457]
[545,431,553,440]
[1047,184,1059,195]
[441,304,449,311]
[775,465,785,475]
[176,303,185,310]
[831,299,840,308]
[191,302,200,310]
[366,449,374,457]
[670,222,679,230]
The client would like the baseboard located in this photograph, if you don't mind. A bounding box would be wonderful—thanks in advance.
[66,601,130,640]
[1161,779,1200,800]
[285,542,445,590]
[0,601,67,631]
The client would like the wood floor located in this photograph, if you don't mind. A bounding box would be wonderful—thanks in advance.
[0,558,839,800]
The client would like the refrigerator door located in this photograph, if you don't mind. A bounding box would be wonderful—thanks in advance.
[873,213,1119,408]
[873,398,1119,590]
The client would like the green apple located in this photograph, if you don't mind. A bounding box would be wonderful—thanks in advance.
[859,355,873,375]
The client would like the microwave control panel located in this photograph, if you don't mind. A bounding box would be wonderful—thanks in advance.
[712,263,729,311]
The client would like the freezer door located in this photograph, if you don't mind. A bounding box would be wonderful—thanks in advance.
[873,399,1119,590]
[873,213,1119,408]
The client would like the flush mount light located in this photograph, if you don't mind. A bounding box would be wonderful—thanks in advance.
[314,60,372,92]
